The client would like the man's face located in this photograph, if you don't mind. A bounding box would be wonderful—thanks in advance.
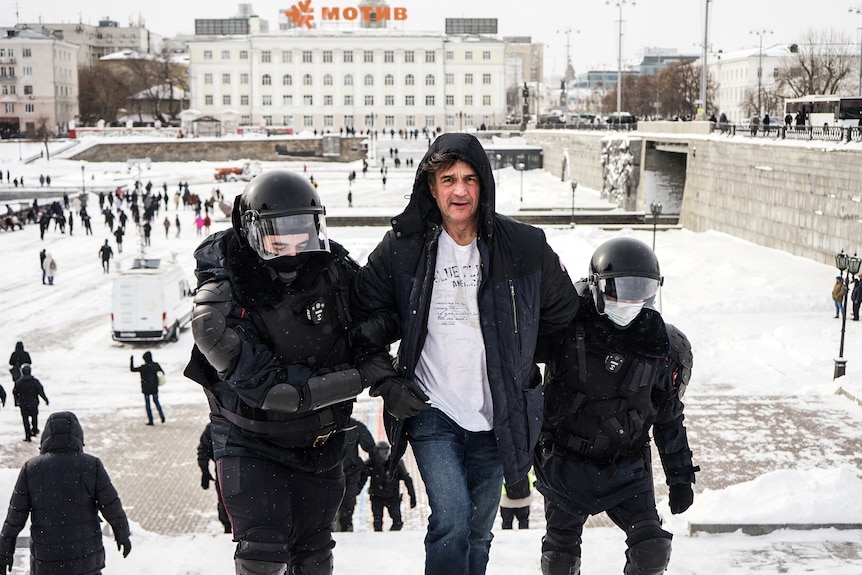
[429,160,481,232]
[262,232,311,257]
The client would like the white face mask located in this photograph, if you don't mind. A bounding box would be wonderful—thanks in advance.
[603,300,645,327]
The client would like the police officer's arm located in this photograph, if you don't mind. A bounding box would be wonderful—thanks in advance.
[192,278,362,413]
[356,420,377,458]
[398,461,417,506]
[653,324,699,487]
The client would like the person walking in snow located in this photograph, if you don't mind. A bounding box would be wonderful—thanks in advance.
[42,252,57,285]
[130,351,165,425]
[8,341,31,384]
[99,239,114,273]
[365,441,416,532]
[12,365,49,442]
[0,411,132,573]
[833,275,847,319]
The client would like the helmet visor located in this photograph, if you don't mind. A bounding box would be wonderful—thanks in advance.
[243,211,330,260]
[600,276,660,303]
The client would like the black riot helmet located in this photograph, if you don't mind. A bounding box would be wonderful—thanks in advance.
[232,170,330,263]
[588,236,663,325]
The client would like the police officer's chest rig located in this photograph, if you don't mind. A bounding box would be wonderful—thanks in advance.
[197,262,354,448]
[542,320,661,462]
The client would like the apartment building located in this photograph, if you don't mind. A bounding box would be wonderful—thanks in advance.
[0,28,79,137]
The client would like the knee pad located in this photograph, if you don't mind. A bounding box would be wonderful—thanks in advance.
[289,547,333,575]
[235,558,287,575]
[541,550,581,575]
[623,537,672,575]
[236,527,290,563]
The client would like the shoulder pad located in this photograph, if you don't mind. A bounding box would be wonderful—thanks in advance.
[194,279,234,305]
[665,323,693,395]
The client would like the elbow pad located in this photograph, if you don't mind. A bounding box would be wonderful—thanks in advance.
[192,280,241,373]
[262,368,363,413]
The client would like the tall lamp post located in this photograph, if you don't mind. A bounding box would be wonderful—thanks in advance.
[570,180,578,227]
[81,165,85,193]
[850,6,862,93]
[699,0,712,120]
[750,29,773,115]
[649,201,662,250]
[606,0,636,116]
[834,250,862,379]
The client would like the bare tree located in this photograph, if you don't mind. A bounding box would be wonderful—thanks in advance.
[119,49,189,125]
[33,116,54,160]
[78,65,131,125]
[778,28,855,97]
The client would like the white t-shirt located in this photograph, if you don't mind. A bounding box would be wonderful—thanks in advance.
[414,230,493,431]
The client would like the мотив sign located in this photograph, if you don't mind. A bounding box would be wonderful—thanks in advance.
[284,0,409,29]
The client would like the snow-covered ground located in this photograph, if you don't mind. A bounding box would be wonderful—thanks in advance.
[0,133,861,574]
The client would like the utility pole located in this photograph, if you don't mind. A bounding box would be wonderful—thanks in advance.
[699,0,711,120]
[606,1,636,116]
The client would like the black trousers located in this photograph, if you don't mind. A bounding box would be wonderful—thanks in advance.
[217,455,344,567]
[370,496,403,531]
[19,406,38,440]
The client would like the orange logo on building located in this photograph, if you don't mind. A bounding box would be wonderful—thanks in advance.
[284,0,408,29]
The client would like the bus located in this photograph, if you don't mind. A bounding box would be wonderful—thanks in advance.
[783,95,862,127]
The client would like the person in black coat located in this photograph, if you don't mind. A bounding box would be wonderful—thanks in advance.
[12,365,49,442]
[851,277,862,321]
[364,441,416,532]
[0,411,131,574]
[130,351,165,425]
[197,423,231,533]
[8,341,31,383]
[334,418,377,532]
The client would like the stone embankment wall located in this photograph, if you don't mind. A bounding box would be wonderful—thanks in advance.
[69,136,367,163]
[525,128,862,267]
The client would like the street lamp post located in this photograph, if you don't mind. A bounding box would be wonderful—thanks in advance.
[750,29,773,115]
[650,201,662,250]
[850,6,862,93]
[606,0,636,117]
[699,0,712,120]
[517,162,525,204]
[81,165,85,193]
[834,250,862,379]
[570,180,578,227]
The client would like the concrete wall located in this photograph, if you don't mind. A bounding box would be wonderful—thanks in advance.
[69,137,367,163]
[525,127,862,267]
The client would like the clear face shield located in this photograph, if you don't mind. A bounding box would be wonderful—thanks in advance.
[592,275,662,327]
[242,211,331,261]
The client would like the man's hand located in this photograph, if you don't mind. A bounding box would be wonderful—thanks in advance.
[117,538,132,558]
[409,495,417,509]
[201,470,214,490]
[370,376,430,419]
[668,484,694,514]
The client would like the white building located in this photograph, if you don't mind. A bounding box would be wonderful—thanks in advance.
[0,28,79,137]
[709,44,793,123]
[186,27,507,134]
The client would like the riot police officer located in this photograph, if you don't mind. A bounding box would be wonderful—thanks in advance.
[535,237,698,575]
[185,170,399,575]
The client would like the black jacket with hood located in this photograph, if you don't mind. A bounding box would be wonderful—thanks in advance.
[0,412,130,575]
[351,132,578,483]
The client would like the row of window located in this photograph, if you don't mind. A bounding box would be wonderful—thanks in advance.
[246,113,477,128]
[203,72,494,87]
[0,67,35,77]
[201,48,494,64]
[0,48,32,58]
[4,103,35,113]
[203,93,493,107]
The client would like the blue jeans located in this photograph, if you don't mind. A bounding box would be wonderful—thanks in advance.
[145,393,165,424]
[835,300,844,317]
[405,408,504,575]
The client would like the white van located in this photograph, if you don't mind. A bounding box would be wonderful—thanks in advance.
[111,258,194,343]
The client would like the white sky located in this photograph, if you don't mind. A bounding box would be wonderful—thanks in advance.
[14,0,862,80]
[0,132,861,573]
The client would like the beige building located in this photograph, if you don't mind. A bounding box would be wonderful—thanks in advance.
[0,28,79,137]
[15,18,161,68]
[186,28,508,134]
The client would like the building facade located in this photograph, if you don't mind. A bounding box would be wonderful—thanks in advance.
[0,28,79,137]
[15,19,160,68]
[709,44,792,123]
[186,28,507,134]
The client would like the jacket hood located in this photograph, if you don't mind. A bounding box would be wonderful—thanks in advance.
[40,411,84,454]
[15,341,24,352]
[392,132,496,238]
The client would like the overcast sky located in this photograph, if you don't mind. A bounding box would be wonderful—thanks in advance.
[14,0,862,78]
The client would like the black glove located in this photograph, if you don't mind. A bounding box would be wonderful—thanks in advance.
[201,470,214,490]
[370,376,430,420]
[117,538,132,557]
[668,484,694,514]
[357,353,398,389]
[409,495,417,509]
